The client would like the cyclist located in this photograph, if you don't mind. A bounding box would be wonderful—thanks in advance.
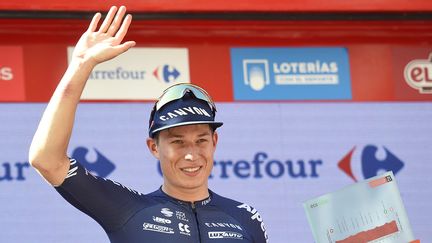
[29,6,268,243]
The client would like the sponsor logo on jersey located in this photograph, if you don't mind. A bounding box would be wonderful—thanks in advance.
[201,197,211,206]
[178,223,191,236]
[142,222,174,234]
[161,208,174,217]
[208,231,243,240]
[204,222,243,231]
[237,203,269,243]
[153,216,171,224]
[176,211,189,222]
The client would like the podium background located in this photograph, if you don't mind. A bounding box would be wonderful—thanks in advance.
[1,0,432,242]
[1,103,431,242]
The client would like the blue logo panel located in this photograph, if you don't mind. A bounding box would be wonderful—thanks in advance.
[230,47,352,100]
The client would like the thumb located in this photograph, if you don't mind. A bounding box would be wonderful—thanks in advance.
[112,41,136,56]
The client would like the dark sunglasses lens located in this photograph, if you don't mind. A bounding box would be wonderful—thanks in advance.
[155,84,215,111]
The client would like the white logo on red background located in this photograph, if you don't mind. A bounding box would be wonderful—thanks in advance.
[0,46,24,101]
[0,66,13,81]
[404,53,432,94]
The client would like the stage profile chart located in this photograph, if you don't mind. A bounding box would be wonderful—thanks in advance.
[303,171,416,243]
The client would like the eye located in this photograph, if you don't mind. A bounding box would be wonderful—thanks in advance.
[171,140,184,145]
[197,138,208,144]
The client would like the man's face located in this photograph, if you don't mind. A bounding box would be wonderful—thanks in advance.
[147,124,218,195]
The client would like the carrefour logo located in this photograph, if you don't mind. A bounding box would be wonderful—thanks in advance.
[153,64,181,83]
[157,152,323,179]
[0,147,115,182]
[72,147,116,177]
[338,145,404,181]
[89,67,145,80]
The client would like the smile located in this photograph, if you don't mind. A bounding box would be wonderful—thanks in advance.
[181,166,202,173]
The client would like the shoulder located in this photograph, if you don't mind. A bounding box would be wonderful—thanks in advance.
[210,191,269,242]
[210,191,262,221]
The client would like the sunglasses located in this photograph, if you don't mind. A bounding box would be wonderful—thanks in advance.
[154,83,216,111]
[149,83,217,127]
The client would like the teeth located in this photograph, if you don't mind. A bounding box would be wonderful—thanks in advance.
[182,167,200,172]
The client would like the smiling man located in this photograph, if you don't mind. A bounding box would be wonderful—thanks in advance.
[28,6,268,243]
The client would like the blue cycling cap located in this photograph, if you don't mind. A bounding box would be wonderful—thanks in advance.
[148,84,223,138]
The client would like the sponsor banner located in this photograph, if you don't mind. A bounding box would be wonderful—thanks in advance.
[230,47,352,100]
[67,47,190,100]
[393,47,432,100]
[1,103,431,242]
[0,46,25,101]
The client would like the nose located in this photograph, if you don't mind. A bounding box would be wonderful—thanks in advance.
[184,153,194,161]
[184,144,198,161]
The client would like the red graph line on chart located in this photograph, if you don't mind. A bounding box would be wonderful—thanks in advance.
[335,220,398,243]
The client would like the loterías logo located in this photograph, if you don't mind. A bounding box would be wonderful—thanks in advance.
[72,147,116,177]
[153,65,181,83]
[338,145,404,182]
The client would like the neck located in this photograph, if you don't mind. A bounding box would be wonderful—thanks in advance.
[162,183,209,202]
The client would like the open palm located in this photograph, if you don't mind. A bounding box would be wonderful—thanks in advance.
[72,6,135,66]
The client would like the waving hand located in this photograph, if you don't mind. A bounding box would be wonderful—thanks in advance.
[29,6,135,186]
[72,6,136,66]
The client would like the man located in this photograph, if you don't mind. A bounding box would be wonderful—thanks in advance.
[29,6,268,243]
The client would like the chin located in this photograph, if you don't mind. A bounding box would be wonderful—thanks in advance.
[181,180,205,190]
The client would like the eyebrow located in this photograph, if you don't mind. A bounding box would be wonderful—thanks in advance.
[198,132,211,137]
[166,131,211,138]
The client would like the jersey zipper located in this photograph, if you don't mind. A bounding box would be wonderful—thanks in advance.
[191,202,202,243]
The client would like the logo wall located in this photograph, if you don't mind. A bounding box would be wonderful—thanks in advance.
[338,145,405,182]
[0,147,114,182]
[404,53,432,94]
[393,47,432,100]
[67,47,190,100]
[0,46,25,101]
[230,47,352,100]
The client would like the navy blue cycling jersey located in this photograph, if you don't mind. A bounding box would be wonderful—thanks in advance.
[55,159,269,243]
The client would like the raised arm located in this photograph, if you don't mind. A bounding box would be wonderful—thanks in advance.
[29,6,136,186]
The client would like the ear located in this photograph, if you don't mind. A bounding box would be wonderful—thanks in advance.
[212,131,219,149]
[146,137,160,159]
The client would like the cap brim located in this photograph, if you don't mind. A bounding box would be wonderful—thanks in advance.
[150,121,223,136]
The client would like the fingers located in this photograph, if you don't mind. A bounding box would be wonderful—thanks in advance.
[113,14,133,45]
[98,6,118,33]
[88,13,101,32]
[106,6,127,36]
[113,41,136,55]
[120,41,137,51]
